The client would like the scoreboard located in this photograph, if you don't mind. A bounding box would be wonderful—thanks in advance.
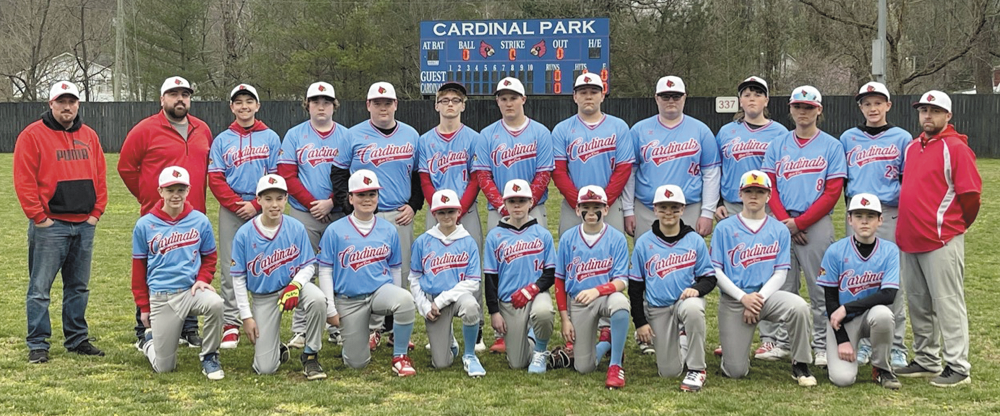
[419,18,610,96]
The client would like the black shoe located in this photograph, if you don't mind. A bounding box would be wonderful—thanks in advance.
[895,360,939,378]
[930,366,971,387]
[68,340,105,356]
[180,332,202,348]
[300,353,327,380]
[873,367,902,390]
[28,349,49,364]
[279,344,290,365]
[792,362,816,387]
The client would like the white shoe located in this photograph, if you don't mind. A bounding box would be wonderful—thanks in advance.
[681,370,706,392]
[754,342,789,361]
[474,341,487,353]
[287,333,306,349]
[814,350,827,368]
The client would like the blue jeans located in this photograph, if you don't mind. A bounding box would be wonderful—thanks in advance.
[26,220,96,350]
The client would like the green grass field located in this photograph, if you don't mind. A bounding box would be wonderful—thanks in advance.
[1,154,997,415]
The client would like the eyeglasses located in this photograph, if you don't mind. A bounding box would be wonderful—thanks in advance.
[437,98,463,105]
[657,93,684,102]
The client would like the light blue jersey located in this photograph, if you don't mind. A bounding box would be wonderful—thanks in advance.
[555,225,629,298]
[132,208,216,293]
[336,120,420,211]
[552,114,633,189]
[208,124,280,199]
[318,215,401,298]
[818,237,900,305]
[630,115,721,209]
[710,215,791,294]
[417,124,479,194]
[472,119,554,209]
[231,215,316,295]
[761,130,847,213]
[411,233,481,296]
[840,126,911,207]
[715,120,787,204]
[277,120,351,211]
[483,222,556,302]
[629,230,714,308]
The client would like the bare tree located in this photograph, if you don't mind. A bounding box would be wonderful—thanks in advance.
[0,0,61,101]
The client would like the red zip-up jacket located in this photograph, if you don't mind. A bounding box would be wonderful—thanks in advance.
[118,111,213,215]
[13,111,107,224]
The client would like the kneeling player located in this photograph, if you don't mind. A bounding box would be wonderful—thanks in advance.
[231,174,329,380]
[629,185,715,392]
[712,170,816,386]
[318,170,418,376]
[556,186,631,389]
[410,189,485,377]
[132,167,224,380]
[819,193,901,389]
[484,179,556,373]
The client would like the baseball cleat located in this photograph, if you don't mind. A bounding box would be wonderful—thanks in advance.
[392,355,417,377]
[605,364,625,389]
[754,342,789,361]
[681,370,706,392]
[814,350,828,368]
[528,350,549,374]
[792,362,816,387]
[287,332,306,349]
[463,354,486,378]
[180,332,202,348]
[856,344,872,365]
[713,345,723,356]
[221,325,240,349]
[301,353,327,380]
[489,337,506,354]
[369,330,382,351]
[873,367,901,390]
[201,353,225,380]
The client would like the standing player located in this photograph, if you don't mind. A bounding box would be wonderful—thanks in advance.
[473,77,554,230]
[819,194,901,389]
[15,81,107,363]
[839,82,911,368]
[277,81,349,348]
[895,91,981,387]
[625,75,720,240]
[317,170,418,376]
[417,82,486,352]
[712,170,816,387]
[120,76,212,348]
[552,73,633,235]
[409,189,486,377]
[629,185,716,392]
[758,86,846,367]
[209,83,281,349]
[473,77,554,353]
[131,167,224,380]
[332,81,422,351]
[483,179,556,373]
[231,174,329,380]
[715,76,785,219]
[555,186,631,389]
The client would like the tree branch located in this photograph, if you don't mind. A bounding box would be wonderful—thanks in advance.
[898,0,991,85]
[797,0,876,31]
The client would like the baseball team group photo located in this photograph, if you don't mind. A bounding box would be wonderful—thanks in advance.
[3,6,1000,416]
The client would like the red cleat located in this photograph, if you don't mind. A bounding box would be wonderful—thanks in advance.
[489,337,506,354]
[391,355,417,377]
[606,364,625,389]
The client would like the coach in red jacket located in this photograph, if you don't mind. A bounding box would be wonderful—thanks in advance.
[118,76,213,346]
[14,81,107,364]
[895,91,981,387]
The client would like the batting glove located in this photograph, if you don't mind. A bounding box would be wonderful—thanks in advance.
[278,282,303,311]
[511,283,540,309]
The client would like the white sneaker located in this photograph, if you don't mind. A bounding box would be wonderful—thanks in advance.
[681,370,706,392]
[474,341,487,353]
[754,342,789,361]
[528,350,549,374]
[814,350,827,368]
[287,333,306,349]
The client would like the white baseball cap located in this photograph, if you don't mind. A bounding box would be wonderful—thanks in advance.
[430,189,462,213]
[367,82,397,100]
[230,83,259,101]
[306,82,336,100]
[737,76,769,96]
[160,76,194,96]
[256,174,287,195]
[855,81,890,102]
[502,179,532,200]
[655,76,686,95]
[158,166,190,188]
[348,169,382,193]
[912,90,952,113]
[577,185,608,205]
[848,193,882,214]
[495,77,526,96]
[573,73,603,91]
[789,85,822,107]
[653,184,686,205]
[739,170,772,191]
[48,81,81,101]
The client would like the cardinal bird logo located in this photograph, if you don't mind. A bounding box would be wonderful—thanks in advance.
[861,198,870,206]
[867,85,875,92]
[61,83,69,90]
[268,177,277,184]
[378,86,386,94]
[664,189,673,198]
[530,40,546,57]
[503,79,511,87]
[926,94,935,102]
[584,76,592,83]
[512,184,521,192]
[174,78,183,85]
[318,85,326,92]
[440,195,450,203]
[172,170,182,178]
[800,89,808,97]
[239,84,246,90]
[585,190,599,200]
[666,80,675,87]
[479,40,495,58]
[363,176,372,185]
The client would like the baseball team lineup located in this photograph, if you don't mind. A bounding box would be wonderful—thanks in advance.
[15,70,981,392]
